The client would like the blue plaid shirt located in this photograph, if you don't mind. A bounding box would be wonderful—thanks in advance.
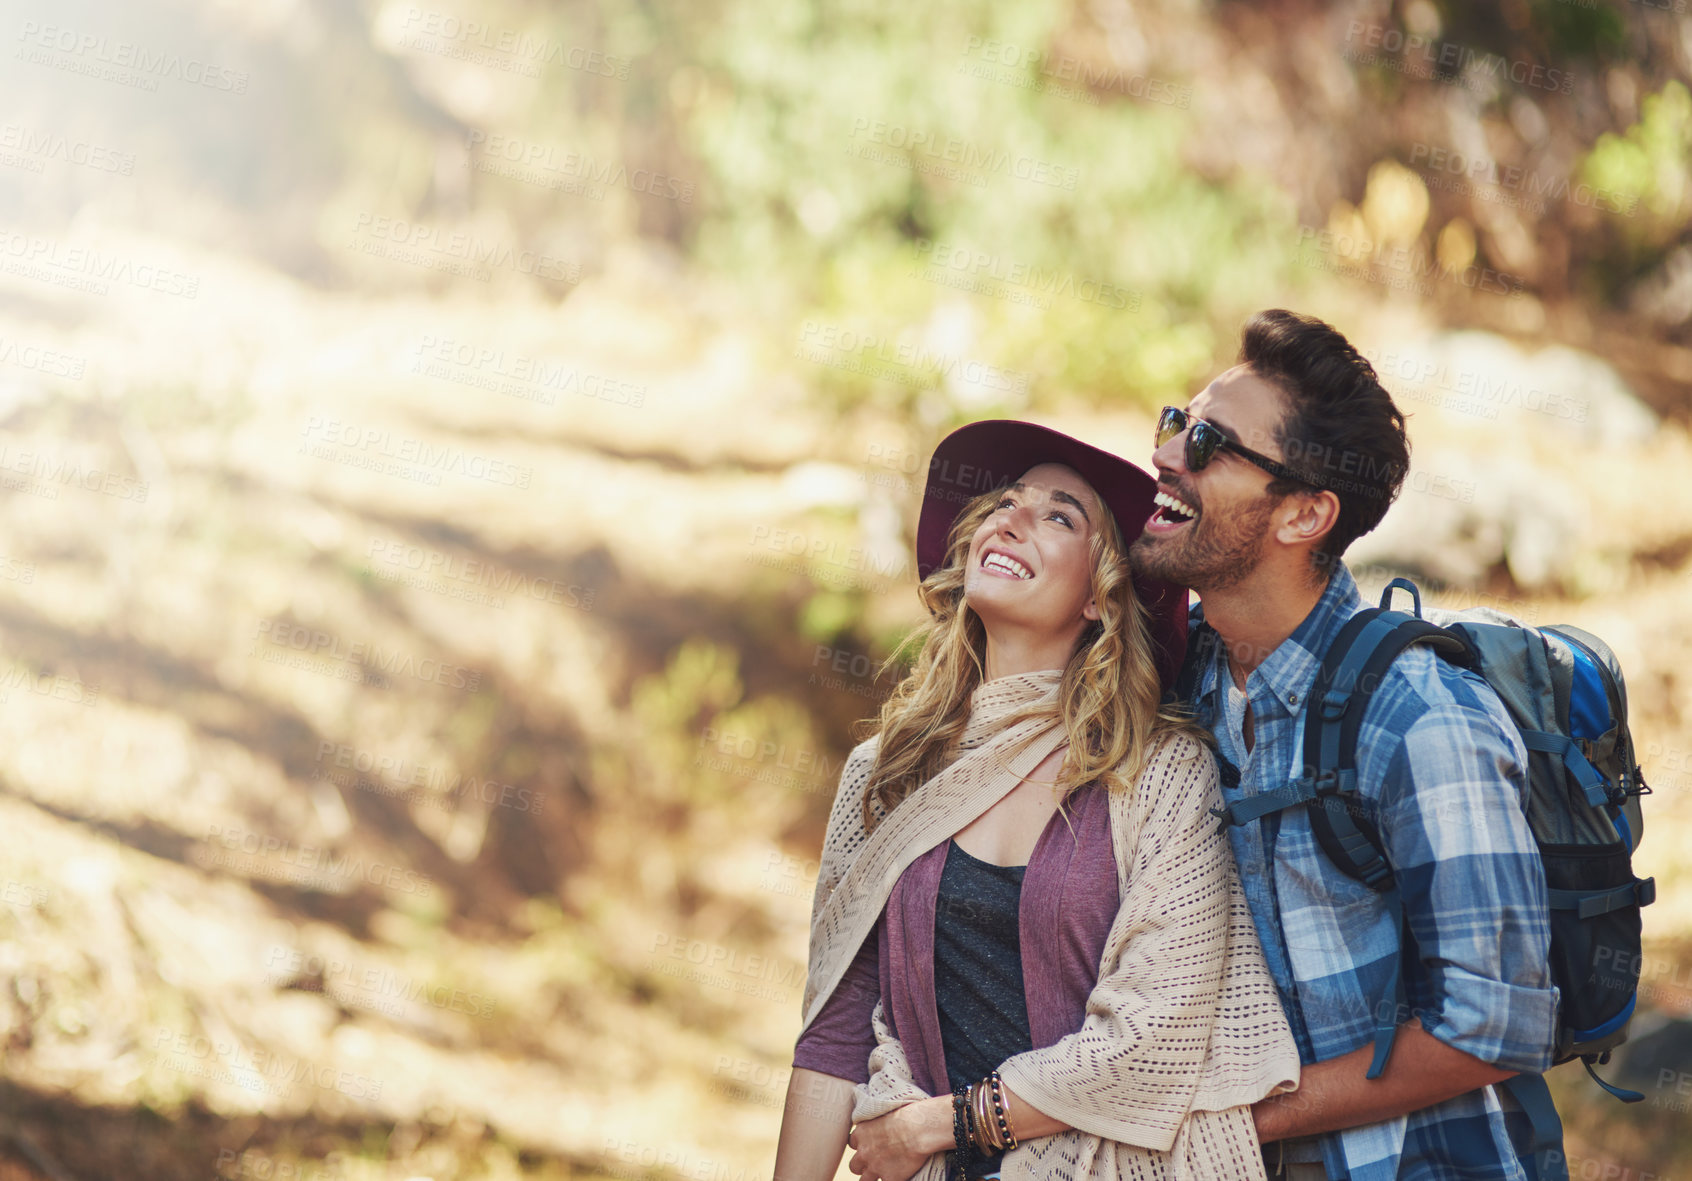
[1185,564,1558,1181]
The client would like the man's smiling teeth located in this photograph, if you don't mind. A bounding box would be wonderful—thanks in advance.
[1155,490,1197,520]
[982,552,1033,579]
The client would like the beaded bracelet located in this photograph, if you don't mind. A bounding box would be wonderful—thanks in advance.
[987,1070,1019,1151]
[951,1082,972,1162]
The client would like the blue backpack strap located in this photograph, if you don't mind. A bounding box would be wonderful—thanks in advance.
[1208,611,1383,831]
[1582,1055,1645,1103]
[1310,615,1475,780]
[1517,728,1611,809]
[1501,1074,1568,1181]
[1378,576,1425,618]
[1299,610,1476,1078]
[1214,776,1324,828]
[1547,879,1656,920]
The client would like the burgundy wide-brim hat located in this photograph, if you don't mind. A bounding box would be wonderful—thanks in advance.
[915,419,1188,689]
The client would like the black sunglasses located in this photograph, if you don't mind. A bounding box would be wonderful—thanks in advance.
[1156,406,1328,490]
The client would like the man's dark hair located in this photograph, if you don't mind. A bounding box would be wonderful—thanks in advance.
[1239,308,1409,565]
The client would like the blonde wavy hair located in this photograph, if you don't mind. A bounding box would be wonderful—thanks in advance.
[861,478,1199,832]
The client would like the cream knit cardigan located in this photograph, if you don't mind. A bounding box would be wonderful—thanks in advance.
[800,672,1301,1180]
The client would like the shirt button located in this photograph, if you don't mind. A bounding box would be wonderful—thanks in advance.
[1288,691,1299,703]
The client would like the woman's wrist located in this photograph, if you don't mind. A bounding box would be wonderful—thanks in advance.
[913,1094,957,1154]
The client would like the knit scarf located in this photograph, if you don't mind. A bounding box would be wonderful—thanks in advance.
[801,670,1068,1032]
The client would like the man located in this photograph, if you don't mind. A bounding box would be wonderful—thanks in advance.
[1129,309,1557,1181]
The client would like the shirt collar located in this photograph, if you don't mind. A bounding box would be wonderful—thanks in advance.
[1208,562,1366,717]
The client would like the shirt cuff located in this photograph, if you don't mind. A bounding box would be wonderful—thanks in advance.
[1419,967,1559,1075]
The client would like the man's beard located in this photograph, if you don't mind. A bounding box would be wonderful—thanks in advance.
[1130,489,1280,592]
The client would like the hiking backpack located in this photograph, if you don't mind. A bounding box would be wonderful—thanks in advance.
[1198,578,1655,1181]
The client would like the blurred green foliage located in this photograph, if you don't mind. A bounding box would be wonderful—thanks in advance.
[645,1,1310,413]
[1583,80,1692,233]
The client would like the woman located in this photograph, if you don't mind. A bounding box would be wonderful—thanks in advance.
[773,420,1299,1181]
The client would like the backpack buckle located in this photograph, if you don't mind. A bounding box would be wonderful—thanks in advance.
[1310,768,1357,797]
[1356,856,1394,891]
